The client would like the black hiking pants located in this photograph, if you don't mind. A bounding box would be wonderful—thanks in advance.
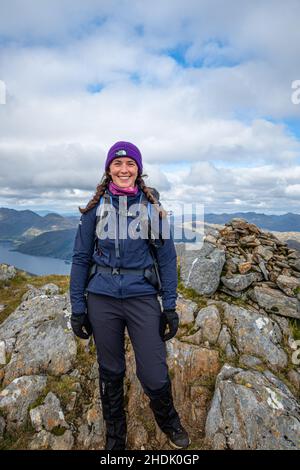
[87,292,170,398]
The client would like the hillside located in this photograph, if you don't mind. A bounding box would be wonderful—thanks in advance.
[10,229,77,261]
[0,208,78,243]
[204,212,300,232]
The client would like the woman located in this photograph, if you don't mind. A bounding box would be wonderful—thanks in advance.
[69,141,190,450]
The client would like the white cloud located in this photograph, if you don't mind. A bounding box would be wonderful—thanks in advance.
[0,0,300,214]
[285,184,300,197]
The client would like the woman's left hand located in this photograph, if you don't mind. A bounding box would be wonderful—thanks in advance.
[159,309,179,341]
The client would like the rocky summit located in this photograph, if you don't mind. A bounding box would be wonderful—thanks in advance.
[180,218,300,319]
[0,218,300,450]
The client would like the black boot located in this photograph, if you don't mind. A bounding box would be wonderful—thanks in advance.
[149,380,190,449]
[99,375,127,450]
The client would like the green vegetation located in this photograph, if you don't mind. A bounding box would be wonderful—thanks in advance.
[51,426,67,436]
[28,394,47,412]
[177,263,208,310]
[293,286,300,296]
[0,344,96,449]
[192,375,217,392]
[289,318,300,341]
[0,269,70,324]
[0,420,35,450]
[76,338,97,371]
[44,375,79,410]
[216,291,249,309]
[26,373,80,420]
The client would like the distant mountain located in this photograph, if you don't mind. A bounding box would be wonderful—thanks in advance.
[204,212,300,232]
[10,229,77,261]
[0,207,78,242]
[286,239,300,252]
[43,212,64,220]
[1,207,300,262]
[34,210,78,217]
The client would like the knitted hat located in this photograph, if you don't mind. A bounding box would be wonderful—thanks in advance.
[105,141,143,174]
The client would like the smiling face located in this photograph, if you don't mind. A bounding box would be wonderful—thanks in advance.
[108,157,138,188]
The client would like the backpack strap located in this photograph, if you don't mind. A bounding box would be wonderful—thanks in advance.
[94,192,111,253]
[140,188,163,291]
[94,188,164,253]
[140,188,165,248]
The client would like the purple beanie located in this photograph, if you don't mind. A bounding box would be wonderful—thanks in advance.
[105,141,143,174]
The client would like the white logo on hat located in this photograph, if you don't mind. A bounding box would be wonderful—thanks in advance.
[115,149,127,156]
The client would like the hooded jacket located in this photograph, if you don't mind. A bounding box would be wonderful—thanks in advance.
[69,187,177,315]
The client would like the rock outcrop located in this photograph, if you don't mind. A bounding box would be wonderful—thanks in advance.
[0,264,17,282]
[205,365,300,450]
[0,218,300,450]
[180,241,226,296]
[0,286,77,387]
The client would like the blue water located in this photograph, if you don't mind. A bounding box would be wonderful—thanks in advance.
[0,241,71,276]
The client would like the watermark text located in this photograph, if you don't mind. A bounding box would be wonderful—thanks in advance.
[0,80,6,104]
[291,80,300,105]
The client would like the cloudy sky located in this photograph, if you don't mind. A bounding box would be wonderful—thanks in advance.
[0,0,300,215]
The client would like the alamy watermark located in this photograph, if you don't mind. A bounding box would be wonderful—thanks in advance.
[0,80,6,104]
[95,197,204,251]
[291,80,300,105]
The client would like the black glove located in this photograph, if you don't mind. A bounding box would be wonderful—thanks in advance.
[159,309,179,342]
[71,313,93,339]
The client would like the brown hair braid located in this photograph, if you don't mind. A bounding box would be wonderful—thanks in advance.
[78,172,168,219]
[78,172,111,214]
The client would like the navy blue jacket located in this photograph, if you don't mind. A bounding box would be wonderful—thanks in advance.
[69,187,177,315]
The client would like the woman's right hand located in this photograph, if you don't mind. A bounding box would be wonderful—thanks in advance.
[71,313,93,339]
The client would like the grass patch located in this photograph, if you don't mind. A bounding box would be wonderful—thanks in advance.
[0,420,35,450]
[187,324,199,335]
[137,412,157,436]
[178,281,208,310]
[76,339,97,374]
[28,393,48,412]
[23,273,70,294]
[293,286,300,296]
[0,269,70,325]
[177,263,207,309]
[192,375,217,392]
[216,291,249,309]
[26,374,79,421]
[45,375,79,410]
[51,426,66,436]
[28,374,80,416]
[62,339,97,423]
[289,318,300,341]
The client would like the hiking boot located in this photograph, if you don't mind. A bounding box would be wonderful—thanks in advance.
[148,379,190,449]
[105,419,127,450]
[99,375,127,450]
[166,423,191,449]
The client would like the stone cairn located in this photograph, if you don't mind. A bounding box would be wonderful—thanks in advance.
[179,218,300,320]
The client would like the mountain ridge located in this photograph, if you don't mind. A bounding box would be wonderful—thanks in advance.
[1,207,300,261]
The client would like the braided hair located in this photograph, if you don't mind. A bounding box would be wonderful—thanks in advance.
[78,171,168,219]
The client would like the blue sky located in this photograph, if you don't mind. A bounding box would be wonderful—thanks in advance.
[0,0,300,215]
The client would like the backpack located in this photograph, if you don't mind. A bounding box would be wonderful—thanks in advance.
[88,187,164,290]
[94,187,164,247]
